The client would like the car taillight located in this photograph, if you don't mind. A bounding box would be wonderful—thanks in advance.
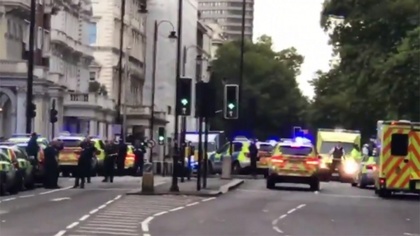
[366,164,376,170]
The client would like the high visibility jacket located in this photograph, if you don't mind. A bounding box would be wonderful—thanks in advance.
[350,148,362,161]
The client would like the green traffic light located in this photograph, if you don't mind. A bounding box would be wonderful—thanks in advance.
[228,103,235,109]
[181,98,188,106]
[158,136,164,141]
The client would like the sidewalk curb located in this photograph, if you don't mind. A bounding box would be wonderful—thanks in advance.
[126,179,245,197]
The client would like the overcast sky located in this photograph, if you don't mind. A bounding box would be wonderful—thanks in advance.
[253,0,333,99]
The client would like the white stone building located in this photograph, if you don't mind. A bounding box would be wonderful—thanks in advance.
[90,0,150,139]
[0,0,116,139]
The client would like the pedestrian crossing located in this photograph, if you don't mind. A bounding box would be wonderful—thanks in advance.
[64,195,204,236]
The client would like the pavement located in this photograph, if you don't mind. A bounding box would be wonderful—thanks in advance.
[0,176,170,236]
[128,177,244,196]
[149,180,420,236]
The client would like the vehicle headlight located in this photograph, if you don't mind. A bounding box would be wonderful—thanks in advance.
[344,161,358,174]
[320,162,328,169]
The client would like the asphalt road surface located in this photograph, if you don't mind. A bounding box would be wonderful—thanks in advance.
[150,180,420,236]
[0,176,169,236]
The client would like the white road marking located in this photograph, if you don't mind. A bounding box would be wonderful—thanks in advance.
[54,230,66,236]
[297,204,306,209]
[186,202,199,207]
[40,186,72,195]
[79,214,90,221]
[319,193,378,199]
[279,214,287,219]
[80,226,137,232]
[144,234,151,236]
[51,197,71,202]
[74,229,138,235]
[153,211,168,217]
[89,209,99,214]
[404,233,420,236]
[202,197,216,202]
[287,208,296,214]
[19,194,35,198]
[169,206,184,212]
[272,219,278,225]
[106,200,114,205]
[114,195,122,200]
[66,222,79,229]
[98,204,107,209]
[2,197,16,202]
[141,216,154,232]
[88,220,139,225]
[272,226,283,234]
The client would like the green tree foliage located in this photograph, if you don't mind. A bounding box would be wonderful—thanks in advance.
[308,0,420,137]
[210,35,308,138]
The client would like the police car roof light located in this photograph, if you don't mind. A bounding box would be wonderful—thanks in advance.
[294,137,312,145]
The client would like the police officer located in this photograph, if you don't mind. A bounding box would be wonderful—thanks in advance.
[133,139,146,176]
[102,140,117,183]
[43,141,60,189]
[26,132,39,165]
[117,139,127,176]
[249,139,258,179]
[73,138,97,188]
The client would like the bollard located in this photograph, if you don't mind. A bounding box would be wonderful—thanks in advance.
[221,155,232,179]
[141,162,154,193]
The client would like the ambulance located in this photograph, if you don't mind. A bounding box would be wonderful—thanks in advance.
[374,120,420,197]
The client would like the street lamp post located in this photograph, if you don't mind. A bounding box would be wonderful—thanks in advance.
[149,20,177,163]
[170,0,184,193]
[238,0,246,130]
[26,0,36,133]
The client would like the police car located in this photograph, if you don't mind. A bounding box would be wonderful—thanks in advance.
[267,137,321,191]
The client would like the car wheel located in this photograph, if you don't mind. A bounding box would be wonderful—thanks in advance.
[310,179,320,191]
[358,174,367,189]
[266,178,275,189]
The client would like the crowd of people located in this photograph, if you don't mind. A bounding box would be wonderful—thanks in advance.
[25,133,147,190]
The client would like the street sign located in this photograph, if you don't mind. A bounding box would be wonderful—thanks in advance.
[147,139,156,148]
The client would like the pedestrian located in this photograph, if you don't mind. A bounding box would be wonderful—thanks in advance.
[73,138,97,189]
[102,140,117,183]
[43,141,60,189]
[117,139,127,176]
[249,139,258,179]
[26,132,39,165]
[133,139,146,176]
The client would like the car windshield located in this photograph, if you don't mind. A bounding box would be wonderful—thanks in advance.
[59,139,82,148]
[320,142,354,154]
[279,145,313,156]
[258,143,274,152]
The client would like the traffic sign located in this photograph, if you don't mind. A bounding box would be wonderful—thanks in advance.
[147,139,156,148]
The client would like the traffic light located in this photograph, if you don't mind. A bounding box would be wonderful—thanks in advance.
[50,109,58,123]
[27,102,36,118]
[158,127,165,145]
[177,77,192,116]
[224,84,239,119]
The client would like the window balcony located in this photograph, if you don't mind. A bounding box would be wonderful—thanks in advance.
[0,60,47,80]
[0,0,30,13]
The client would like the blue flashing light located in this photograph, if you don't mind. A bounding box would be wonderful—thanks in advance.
[294,137,312,145]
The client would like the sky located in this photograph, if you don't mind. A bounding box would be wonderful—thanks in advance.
[253,0,333,99]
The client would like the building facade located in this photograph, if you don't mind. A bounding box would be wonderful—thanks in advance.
[0,0,116,139]
[198,0,254,40]
[90,0,148,139]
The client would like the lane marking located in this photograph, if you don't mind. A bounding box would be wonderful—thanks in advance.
[98,204,107,209]
[287,208,296,214]
[144,234,151,236]
[272,219,278,225]
[169,206,184,212]
[66,222,79,229]
[202,197,216,202]
[153,211,168,217]
[114,195,122,200]
[141,216,154,232]
[89,209,99,214]
[279,214,287,219]
[40,186,72,195]
[79,214,90,221]
[2,198,16,202]
[319,193,378,199]
[54,230,66,236]
[297,204,306,209]
[404,233,420,236]
[186,202,199,207]
[51,197,71,202]
[106,200,114,205]
[19,194,35,198]
[273,226,283,234]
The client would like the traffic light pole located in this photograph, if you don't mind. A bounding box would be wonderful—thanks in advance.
[149,20,159,163]
[238,0,246,129]
[197,115,203,191]
[116,0,126,140]
[180,116,186,182]
[170,0,183,192]
[203,116,209,188]
[26,0,36,133]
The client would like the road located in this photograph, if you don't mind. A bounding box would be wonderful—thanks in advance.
[150,180,420,236]
[0,176,170,236]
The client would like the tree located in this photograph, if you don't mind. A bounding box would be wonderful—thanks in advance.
[209,35,308,138]
[308,0,420,138]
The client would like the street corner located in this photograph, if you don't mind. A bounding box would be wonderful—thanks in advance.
[219,178,245,194]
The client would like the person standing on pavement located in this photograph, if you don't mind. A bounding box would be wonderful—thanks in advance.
[73,138,97,188]
[117,139,127,176]
[26,132,39,165]
[102,140,117,183]
[249,139,258,178]
[43,141,60,189]
[133,139,146,176]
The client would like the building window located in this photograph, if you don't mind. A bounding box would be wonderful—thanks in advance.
[89,71,96,81]
[88,23,97,44]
